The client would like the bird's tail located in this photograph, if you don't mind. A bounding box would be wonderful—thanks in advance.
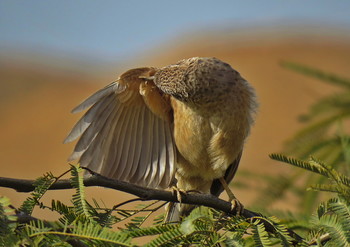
[165,202,180,222]
[165,202,195,222]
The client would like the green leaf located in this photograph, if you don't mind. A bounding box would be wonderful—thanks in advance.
[26,219,132,246]
[51,200,77,225]
[19,172,56,215]
[280,61,350,89]
[70,164,91,218]
[225,232,245,247]
[0,196,19,246]
[180,207,213,235]
[252,220,273,247]
[317,214,350,246]
[127,224,177,238]
[269,154,328,177]
[270,218,295,247]
[144,226,183,247]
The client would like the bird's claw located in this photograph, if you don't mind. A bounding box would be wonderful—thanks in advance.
[171,186,186,204]
[231,198,244,216]
[218,177,244,215]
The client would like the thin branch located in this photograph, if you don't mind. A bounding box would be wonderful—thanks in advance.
[308,233,331,246]
[0,172,304,244]
[0,173,241,214]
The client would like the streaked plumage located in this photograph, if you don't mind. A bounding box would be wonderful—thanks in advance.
[64,57,257,220]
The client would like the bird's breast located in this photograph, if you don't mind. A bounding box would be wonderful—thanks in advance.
[171,98,245,180]
[172,100,212,166]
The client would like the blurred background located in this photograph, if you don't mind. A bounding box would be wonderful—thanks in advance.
[1,0,350,219]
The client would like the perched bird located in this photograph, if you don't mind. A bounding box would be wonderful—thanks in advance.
[64,57,257,221]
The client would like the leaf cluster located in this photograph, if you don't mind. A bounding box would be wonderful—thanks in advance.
[0,165,302,246]
[270,154,350,246]
[243,62,350,214]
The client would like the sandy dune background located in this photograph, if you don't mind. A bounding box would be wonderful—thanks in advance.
[1,27,350,219]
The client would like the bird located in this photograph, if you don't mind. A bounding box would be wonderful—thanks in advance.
[64,57,257,221]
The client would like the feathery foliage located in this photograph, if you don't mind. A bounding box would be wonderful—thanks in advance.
[271,154,350,246]
[0,196,18,246]
[281,61,350,169]
[248,62,350,214]
[70,164,91,218]
[19,172,57,216]
[0,165,303,246]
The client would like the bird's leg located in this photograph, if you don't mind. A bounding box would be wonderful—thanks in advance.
[219,177,244,215]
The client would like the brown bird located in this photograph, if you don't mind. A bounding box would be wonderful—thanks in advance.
[64,57,257,221]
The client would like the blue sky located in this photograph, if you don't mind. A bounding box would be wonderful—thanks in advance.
[1,1,350,62]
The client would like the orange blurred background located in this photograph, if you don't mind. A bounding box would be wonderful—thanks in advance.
[1,26,350,220]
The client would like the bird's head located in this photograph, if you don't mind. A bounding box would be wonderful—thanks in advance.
[153,57,242,107]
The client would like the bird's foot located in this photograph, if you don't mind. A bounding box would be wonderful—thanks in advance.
[219,177,244,215]
[230,198,244,216]
[170,186,186,204]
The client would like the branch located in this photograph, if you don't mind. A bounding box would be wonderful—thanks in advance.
[0,172,303,244]
[0,173,242,213]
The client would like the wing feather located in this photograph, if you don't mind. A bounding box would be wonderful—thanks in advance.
[64,93,115,144]
[65,69,176,189]
[101,104,128,177]
[157,117,167,188]
[78,103,121,172]
[65,94,115,155]
[71,83,124,113]
[128,105,145,180]
[88,104,122,173]
[141,109,154,186]
[111,104,133,179]
[132,107,152,186]
[120,105,140,180]
[73,97,116,155]
[68,94,120,163]
[159,122,176,188]
[148,116,160,187]
[167,124,176,182]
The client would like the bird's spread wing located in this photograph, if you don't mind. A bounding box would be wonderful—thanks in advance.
[64,67,176,189]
